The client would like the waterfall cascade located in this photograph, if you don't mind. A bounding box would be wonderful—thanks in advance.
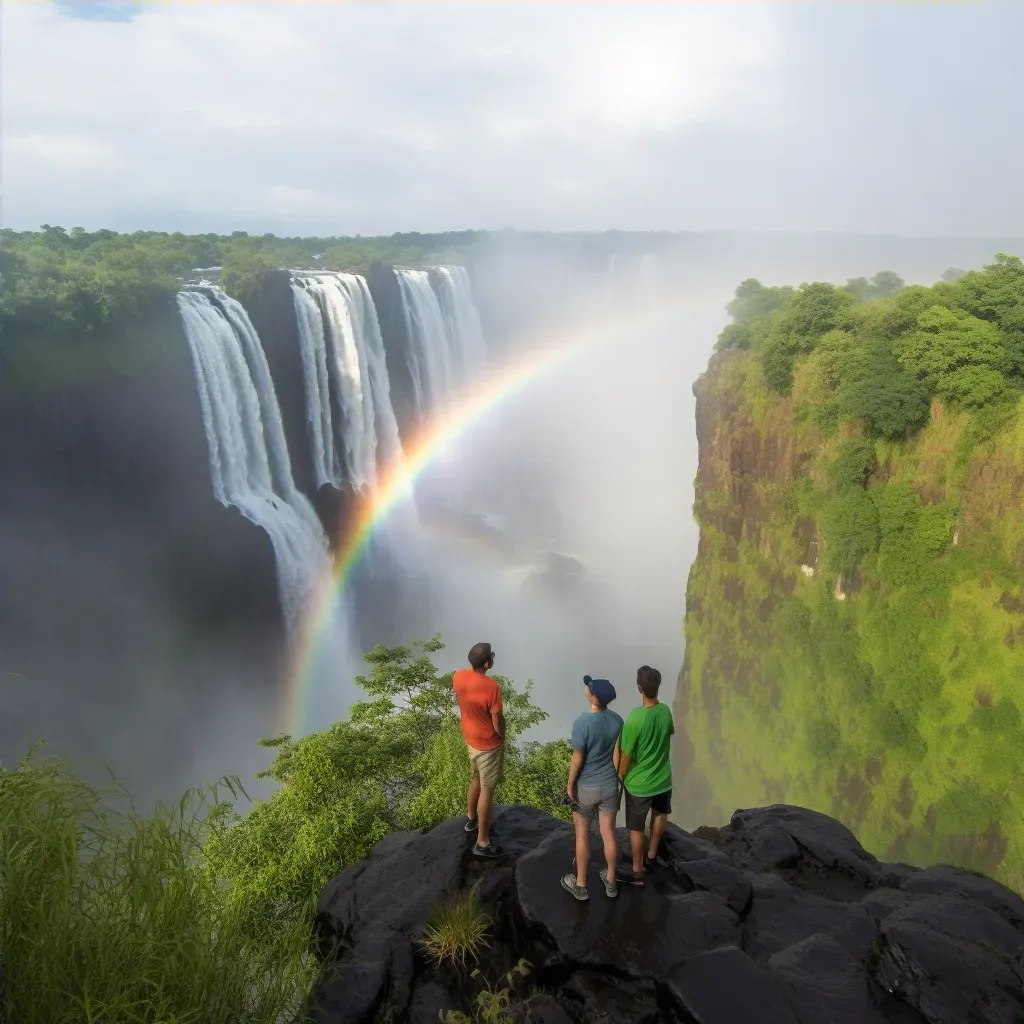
[396,266,488,418]
[177,287,331,633]
[177,263,488,667]
[291,272,403,491]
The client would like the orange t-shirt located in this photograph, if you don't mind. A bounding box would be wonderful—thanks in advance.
[452,669,503,751]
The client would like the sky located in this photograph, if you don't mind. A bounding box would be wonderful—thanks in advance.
[3,0,1024,237]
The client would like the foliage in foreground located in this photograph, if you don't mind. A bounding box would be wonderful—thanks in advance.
[0,751,316,1024]
[0,639,570,1023]
[419,887,491,969]
[204,637,571,923]
[440,960,534,1024]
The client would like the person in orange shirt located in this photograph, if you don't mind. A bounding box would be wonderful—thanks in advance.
[453,641,504,858]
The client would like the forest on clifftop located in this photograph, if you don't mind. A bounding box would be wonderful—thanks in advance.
[680,255,1024,893]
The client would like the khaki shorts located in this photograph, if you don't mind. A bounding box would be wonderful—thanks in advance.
[467,743,504,788]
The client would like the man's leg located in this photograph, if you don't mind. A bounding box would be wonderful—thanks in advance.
[467,775,481,822]
[647,791,672,861]
[477,784,496,847]
[648,812,668,861]
[573,812,591,887]
[631,826,646,874]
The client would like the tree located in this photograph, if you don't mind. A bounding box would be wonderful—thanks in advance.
[779,281,858,351]
[840,342,931,440]
[844,271,905,303]
[894,305,1007,406]
[203,638,569,923]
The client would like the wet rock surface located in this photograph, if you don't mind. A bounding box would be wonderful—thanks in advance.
[309,803,1024,1024]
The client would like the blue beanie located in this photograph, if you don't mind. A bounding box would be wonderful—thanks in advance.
[583,675,616,707]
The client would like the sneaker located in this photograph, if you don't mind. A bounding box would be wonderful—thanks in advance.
[560,874,589,901]
[464,818,478,833]
[620,868,646,887]
[599,869,618,898]
[472,842,502,859]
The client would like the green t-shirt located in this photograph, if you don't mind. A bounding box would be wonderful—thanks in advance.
[621,702,674,797]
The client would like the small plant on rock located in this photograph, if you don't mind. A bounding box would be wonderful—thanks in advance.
[439,960,533,1024]
[419,886,490,969]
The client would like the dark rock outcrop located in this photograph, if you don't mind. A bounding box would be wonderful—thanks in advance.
[309,803,1024,1024]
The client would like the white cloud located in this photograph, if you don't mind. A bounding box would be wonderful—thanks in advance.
[4,1,1024,236]
[1,1,782,233]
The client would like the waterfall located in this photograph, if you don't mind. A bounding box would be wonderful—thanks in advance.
[395,266,487,418]
[430,266,487,384]
[395,268,454,417]
[292,273,404,491]
[177,287,331,634]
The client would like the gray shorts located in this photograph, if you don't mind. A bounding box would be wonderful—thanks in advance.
[576,781,621,820]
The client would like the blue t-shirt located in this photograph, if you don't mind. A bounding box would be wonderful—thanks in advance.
[571,708,624,788]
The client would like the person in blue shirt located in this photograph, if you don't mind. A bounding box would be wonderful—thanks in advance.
[561,675,624,901]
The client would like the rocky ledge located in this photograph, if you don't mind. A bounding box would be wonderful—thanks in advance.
[309,804,1024,1024]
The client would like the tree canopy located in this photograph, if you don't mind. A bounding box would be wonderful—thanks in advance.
[718,254,1024,437]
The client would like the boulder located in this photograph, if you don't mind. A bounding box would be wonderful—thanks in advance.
[310,804,1024,1024]
[872,896,1024,1024]
[742,872,878,964]
[516,829,740,978]
[725,806,881,884]
[899,865,1024,933]
[676,857,753,915]
[407,981,457,1024]
[769,933,887,1024]
[667,945,799,1024]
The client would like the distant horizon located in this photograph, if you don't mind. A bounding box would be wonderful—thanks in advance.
[7,225,1024,244]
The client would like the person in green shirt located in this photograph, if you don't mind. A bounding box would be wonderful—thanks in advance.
[617,665,674,886]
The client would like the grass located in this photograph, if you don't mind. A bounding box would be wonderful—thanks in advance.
[0,750,317,1024]
[419,887,491,969]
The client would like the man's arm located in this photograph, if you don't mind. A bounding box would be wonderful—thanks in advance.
[618,751,632,781]
[567,749,585,797]
[491,681,505,742]
[613,737,622,775]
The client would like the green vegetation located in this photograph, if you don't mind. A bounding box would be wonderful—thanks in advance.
[0,639,570,1023]
[441,961,533,1024]
[0,225,483,336]
[419,888,491,968]
[682,254,1024,893]
[0,753,315,1024]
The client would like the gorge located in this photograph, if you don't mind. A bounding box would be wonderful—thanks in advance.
[4,226,1024,883]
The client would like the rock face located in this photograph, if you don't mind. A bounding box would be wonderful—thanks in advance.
[309,803,1024,1024]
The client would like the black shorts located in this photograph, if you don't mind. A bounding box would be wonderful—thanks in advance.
[624,789,672,832]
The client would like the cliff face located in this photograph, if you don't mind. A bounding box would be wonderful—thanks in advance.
[675,349,1024,894]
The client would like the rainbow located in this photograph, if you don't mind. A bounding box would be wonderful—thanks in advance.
[282,295,698,736]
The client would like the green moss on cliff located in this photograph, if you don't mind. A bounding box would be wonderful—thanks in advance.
[678,258,1024,892]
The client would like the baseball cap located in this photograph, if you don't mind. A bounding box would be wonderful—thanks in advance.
[583,674,616,706]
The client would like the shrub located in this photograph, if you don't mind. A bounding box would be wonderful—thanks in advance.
[419,887,491,968]
[828,437,877,491]
[821,487,880,575]
[440,961,533,1024]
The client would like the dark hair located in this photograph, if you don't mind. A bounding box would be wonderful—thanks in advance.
[468,642,494,670]
[637,665,661,699]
